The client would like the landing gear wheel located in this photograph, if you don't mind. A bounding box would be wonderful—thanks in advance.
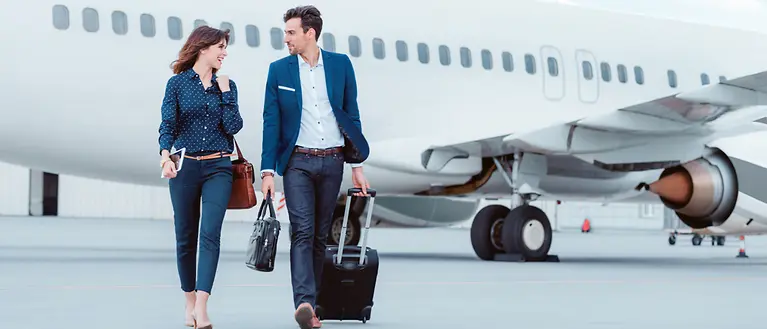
[716,236,725,246]
[470,205,511,260]
[329,205,361,246]
[501,205,553,261]
[668,235,676,245]
[692,234,702,246]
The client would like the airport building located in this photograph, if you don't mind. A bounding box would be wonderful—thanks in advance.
[0,161,671,232]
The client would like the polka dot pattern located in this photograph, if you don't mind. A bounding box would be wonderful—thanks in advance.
[158,68,243,155]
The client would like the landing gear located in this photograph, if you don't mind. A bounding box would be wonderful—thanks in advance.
[328,197,363,246]
[470,152,559,262]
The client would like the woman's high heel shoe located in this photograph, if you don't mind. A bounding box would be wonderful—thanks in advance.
[185,311,195,327]
[192,314,212,329]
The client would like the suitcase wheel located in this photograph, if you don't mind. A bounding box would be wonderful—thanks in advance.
[362,306,372,323]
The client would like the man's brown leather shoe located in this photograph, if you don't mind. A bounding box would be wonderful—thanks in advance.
[294,303,314,329]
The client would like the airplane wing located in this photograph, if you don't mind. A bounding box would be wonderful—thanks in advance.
[421,70,767,172]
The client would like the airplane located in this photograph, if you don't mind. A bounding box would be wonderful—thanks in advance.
[4,0,767,262]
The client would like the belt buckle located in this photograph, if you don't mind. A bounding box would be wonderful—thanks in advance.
[196,156,202,160]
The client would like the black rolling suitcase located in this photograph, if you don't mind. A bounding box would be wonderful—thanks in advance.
[244,191,281,272]
[315,188,378,324]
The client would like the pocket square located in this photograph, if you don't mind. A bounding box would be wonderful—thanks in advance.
[278,85,295,92]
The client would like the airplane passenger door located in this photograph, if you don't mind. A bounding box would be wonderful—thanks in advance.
[540,46,565,101]
[575,49,599,103]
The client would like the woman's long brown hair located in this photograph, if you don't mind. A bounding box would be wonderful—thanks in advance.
[171,25,230,74]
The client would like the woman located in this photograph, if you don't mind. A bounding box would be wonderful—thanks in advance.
[158,25,243,329]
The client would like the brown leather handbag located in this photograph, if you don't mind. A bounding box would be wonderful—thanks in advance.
[228,138,258,209]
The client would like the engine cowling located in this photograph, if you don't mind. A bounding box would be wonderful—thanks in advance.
[650,147,738,229]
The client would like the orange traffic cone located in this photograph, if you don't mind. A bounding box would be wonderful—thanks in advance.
[581,218,591,233]
[736,235,748,258]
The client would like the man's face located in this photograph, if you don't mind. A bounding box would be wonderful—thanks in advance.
[284,17,314,55]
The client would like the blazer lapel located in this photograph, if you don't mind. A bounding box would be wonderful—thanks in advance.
[288,56,302,110]
[321,50,335,104]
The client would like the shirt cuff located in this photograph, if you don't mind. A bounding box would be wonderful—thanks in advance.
[350,163,363,168]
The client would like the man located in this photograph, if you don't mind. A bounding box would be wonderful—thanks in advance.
[260,5,371,329]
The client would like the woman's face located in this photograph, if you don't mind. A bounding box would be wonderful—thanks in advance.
[201,39,228,70]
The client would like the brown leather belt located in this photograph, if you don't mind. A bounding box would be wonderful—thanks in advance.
[184,152,233,161]
[294,146,343,156]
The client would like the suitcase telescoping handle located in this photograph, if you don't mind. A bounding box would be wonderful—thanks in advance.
[336,187,377,266]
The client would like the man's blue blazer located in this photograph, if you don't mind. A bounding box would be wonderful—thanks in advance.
[260,49,370,176]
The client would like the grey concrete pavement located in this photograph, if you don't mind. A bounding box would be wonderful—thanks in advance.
[2,216,767,328]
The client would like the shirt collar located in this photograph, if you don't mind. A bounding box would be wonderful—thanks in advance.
[297,48,324,68]
[182,67,218,82]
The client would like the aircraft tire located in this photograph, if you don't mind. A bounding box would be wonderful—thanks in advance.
[329,205,361,246]
[501,205,553,261]
[691,234,702,246]
[470,205,510,260]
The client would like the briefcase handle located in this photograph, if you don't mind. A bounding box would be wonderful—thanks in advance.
[257,191,276,221]
[336,188,377,266]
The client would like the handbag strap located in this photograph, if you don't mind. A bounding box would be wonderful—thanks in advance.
[233,137,247,162]
[257,191,276,220]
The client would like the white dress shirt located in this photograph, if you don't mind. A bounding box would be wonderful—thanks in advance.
[294,52,346,150]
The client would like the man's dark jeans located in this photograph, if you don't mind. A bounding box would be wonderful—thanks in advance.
[283,151,344,309]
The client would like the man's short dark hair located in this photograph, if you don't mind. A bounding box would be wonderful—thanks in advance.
[283,5,323,41]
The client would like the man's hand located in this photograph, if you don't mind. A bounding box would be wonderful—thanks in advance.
[351,167,370,196]
[217,75,230,92]
[261,174,275,199]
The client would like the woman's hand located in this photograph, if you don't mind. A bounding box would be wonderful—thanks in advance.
[162,159,177,179]
[217,75,230,92]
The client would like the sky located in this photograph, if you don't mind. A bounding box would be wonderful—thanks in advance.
[541,0,767,32]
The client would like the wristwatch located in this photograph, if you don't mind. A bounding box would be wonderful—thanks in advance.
[261,172,273,179]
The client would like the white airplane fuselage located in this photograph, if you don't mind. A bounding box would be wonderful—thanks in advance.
[5,0,767,242]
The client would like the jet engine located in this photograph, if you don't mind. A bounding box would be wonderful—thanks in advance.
[649,147,738,229]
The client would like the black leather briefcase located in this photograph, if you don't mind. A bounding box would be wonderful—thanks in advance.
[245,192,281,272]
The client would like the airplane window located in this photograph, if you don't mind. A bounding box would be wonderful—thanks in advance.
[395,40,408,62]
[417,43,429,64]
[220,22,234,44]
[719,75,727,82]
[270,27,284,50]
[634,66,644,85]
[581,61,593,80]
[167,16,182,40]
[194,20,207,29]
[481,49,492,70]
[140,14,155,37]
[667,70,677,88]
[501,52,514,72]
[245,25,260,47]
[373,38,385,59]
[438,45,451,66]
[600,62,611,82]
[460,47,472,68]
[82,8,99,33]
[322,33,336,52]
[52,5,69,30]
[348,36,361,57]
[547,57,558,77]
[524,54,536,74]
[700,73,710,85]
[112,11,128,35]
[617,64,627,83]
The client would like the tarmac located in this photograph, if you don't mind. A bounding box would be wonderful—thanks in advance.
[2,215,767,329]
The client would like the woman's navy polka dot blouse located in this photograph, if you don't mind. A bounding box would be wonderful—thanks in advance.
[158,68,244,156]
